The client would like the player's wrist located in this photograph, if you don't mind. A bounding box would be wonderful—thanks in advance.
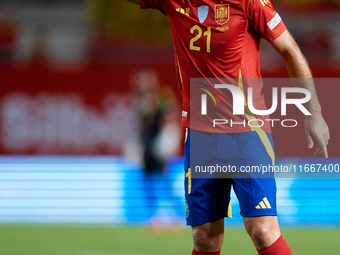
[305,112,324,123]
[306,103,322,117]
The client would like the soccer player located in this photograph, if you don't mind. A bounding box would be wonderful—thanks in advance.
[125,1,330,255]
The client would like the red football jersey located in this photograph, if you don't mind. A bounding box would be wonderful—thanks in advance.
[140,0,286,133]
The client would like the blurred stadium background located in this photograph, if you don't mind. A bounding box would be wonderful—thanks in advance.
[0,0,339,254]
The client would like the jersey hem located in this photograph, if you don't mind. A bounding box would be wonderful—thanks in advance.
[181,123,272,134]
[267,27,287,42]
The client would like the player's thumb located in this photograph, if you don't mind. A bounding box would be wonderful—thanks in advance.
[306,133,314,149]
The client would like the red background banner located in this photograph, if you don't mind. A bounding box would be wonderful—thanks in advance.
[0,64,339,157]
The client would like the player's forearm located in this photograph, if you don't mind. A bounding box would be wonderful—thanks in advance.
[271,30,323,116]
[282,49,322,116]
[127,0,141,5]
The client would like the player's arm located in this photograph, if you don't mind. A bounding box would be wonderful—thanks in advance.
[270,30,330,158]
[127,0,141,5]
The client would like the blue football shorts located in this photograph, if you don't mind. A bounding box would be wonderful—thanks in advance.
[184,128,277,226]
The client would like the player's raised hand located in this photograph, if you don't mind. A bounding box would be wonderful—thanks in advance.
[304,114,330,158]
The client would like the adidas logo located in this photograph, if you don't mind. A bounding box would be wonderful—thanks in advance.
[258,0,269,7]
[255,197,272,209]
[176,7,190,16]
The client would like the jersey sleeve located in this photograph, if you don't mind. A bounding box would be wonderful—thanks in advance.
[140,0,165,13]
[243,0,287,42]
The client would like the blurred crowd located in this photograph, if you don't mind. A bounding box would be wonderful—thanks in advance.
[0,3,18,65]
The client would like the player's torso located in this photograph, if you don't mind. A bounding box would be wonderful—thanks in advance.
[162,0,251,78]
[158,0,268,133]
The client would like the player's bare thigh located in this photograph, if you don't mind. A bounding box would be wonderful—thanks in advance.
[191,218,224,253]
[243,215,282,250]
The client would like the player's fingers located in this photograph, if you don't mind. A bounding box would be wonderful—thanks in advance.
[314,147,323,157]
[315,133,329,158]
[322,144,328,158]
[306,132,314,149]
[314,142,328,158]
[323,127,330,144]
[304,120,314,149]
[326,131,330,144]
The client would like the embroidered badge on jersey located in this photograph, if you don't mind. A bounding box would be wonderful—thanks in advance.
[197,5,209,23]
[214,4,229,25]
[267,13,282,30]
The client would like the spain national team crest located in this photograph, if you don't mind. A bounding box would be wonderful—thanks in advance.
[214,4,229,25]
